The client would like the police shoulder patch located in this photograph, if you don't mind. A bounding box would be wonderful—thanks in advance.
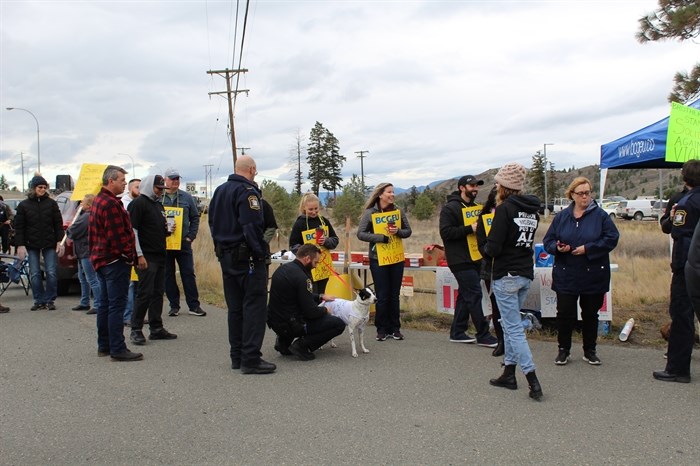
[248,195,261,210]
[306,279,313,293]
[673,210,687,226]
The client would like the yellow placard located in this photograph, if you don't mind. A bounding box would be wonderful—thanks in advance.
[130,266,138,281]
[165,207,184,251]
[666,101,700,162]
[71,163,109,201]
[302,226,332,282]
[462,205,483,261]
[481,212,494,236]
[371,210,404,266]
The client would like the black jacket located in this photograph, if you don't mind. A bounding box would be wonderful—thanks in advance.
[289,215,339,252]
[267,259,326,328]
[439,191,481,273]
[66,209,90,259]
[484,194,541,280]
[669,186,700,272]
[14,193,63,250]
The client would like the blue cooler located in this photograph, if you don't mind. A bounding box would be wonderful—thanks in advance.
[534,243,553,267]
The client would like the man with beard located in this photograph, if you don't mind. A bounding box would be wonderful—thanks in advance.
[439,175,498,347]
[267,243,345,361]
[127,174,177,346]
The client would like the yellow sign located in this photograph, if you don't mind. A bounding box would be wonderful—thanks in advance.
[71,163,109,201]
[130,266,138,281]
[165,207,184,251]
[302,226,332,282]
[371,210,404,266]
[462,205,483,261]
[481,212,494,236]
[666,101,700,163]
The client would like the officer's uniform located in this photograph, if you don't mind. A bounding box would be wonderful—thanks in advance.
[666,186,700,377]
[208,174,268,368]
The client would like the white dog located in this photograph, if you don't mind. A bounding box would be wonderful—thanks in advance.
[323,288,377,358]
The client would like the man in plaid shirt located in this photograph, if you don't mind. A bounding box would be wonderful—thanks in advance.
[89,165,142,362]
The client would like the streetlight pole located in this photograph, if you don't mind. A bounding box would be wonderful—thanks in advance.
[117,153,135,177]
[19,152,25,190]
[543,143,554,218]
[6,107,41,173]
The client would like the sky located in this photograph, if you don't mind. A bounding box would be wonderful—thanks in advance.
[1,0,697,197]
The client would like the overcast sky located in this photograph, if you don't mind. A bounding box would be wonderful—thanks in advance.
[1,0,697,196]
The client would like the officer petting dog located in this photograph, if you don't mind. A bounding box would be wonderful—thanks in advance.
[267,243,345,361]
[209,156,276,375]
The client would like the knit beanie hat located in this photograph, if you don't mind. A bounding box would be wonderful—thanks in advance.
[29,175,49,189]
[494,163,526,191]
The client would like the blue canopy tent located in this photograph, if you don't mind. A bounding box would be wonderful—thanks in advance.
[599,98,700,199]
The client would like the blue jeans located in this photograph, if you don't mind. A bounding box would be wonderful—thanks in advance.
[369,259,404,334]
[165,241,200,310]
[493,275,536,374]
[95,260,131,354]
[78,257,101,308]
[124,281,136,324]
[28,247,58,305]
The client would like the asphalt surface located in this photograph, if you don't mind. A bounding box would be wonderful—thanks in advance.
[1,286,699,465]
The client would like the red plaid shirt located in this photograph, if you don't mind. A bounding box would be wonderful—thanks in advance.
[89,187,136,271]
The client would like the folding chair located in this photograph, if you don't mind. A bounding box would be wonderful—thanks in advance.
[0,254,31,297]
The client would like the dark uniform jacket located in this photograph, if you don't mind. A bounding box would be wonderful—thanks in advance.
[484,194,541,280]
[267,259,326,332]
[670,186,700,272]
[543,201,619,295]
[208,174,266,260]
[439,191,481,273]
[14,193,63,250]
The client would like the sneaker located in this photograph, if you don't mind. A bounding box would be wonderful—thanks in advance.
[130,330,147,346]
[289,339,315,361]
[450,334,476,344]
[97,349,110,357]
[72,305,90,311]
[30,304,46,311]
[583,351,602,365]
[188,306,206,316]
[0,304,10,313]
[110,349,144,362]
[477,335,498,348]
[168,308,180,317]
[389,331,404,340]
[149,328,178,340]
[555,349,570,365]
[47,303,56,311]
[86,308,97,315]
[376,333,387,341]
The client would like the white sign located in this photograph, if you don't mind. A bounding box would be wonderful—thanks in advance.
[186,183,196,193]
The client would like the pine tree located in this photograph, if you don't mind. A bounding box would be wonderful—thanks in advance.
[638,0,700,102]
[528,150,546,200]
[413,192,435,220]
[0,175,8,191]
[260,180,296,236]
[289,129,305,195]
[306,122,346,197]
[333,175,366,227]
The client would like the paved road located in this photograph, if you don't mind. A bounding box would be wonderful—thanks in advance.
[1,286,699,465]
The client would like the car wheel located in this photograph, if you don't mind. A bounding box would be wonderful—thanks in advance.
[633,211,643,221]
[609,213,616,219]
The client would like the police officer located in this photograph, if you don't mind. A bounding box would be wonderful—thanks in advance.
[654,159,700,384]
[267,243,345,361]
[208,155,275,375]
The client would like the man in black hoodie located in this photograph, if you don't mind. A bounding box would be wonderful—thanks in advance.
[128,174,177,346]
[439,175,497,347]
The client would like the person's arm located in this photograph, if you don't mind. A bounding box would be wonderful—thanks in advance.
[288,217,303,250]
[396,209,412,238]
[357,209,387,244]
[321,217,339,250]
[439,205,469,242]
[584,211,620,260]
[186,193,200,241]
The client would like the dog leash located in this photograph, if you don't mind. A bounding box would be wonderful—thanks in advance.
[319,260,354,293]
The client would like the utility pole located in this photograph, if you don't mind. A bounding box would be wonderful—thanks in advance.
[237,147,251,155]
[203,164,213,201]
[543,143,554,218]
[355,150,369,192]
[19,152,25,190]
[207,68,249,168]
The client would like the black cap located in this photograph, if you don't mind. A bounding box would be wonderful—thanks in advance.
[153,175,166,188]
[458,175,484,187]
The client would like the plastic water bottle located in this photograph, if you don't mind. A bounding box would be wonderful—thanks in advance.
[619,318,635,342]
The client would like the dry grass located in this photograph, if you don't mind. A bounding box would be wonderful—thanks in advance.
[194,214,676,347]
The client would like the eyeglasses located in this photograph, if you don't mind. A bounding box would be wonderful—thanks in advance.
[573,191,591,197]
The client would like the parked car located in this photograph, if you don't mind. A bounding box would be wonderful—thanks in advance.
[53,191,81,295]
[615,199,656,221]
[602,201,619,219]
[651,200,668,220]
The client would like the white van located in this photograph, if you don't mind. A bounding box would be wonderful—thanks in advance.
[615,199,656,220]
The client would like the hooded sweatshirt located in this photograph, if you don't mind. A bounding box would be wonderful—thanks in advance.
[484,194,541,280]
[439,191,481,272]
[127,174,168,259]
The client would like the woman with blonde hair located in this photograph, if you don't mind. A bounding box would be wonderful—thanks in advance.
[543,177,619,366]
[289,192,339,294]
[357,183,412,341]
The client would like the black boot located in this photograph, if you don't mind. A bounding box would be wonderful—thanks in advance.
[492,340,504,357]
[489,364,517,390]
[525,371,543,401]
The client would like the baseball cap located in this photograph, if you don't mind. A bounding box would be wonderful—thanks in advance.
[458,175,484,187]
[164,168,180,179]
[153,175,166,188]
